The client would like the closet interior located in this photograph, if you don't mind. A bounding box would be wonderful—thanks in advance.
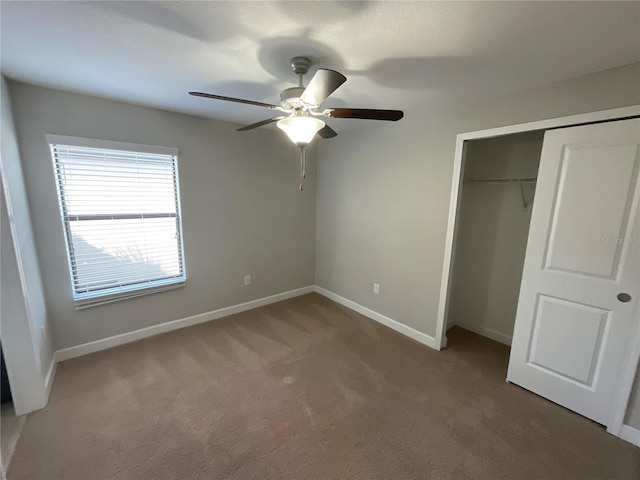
[447,130,545,347]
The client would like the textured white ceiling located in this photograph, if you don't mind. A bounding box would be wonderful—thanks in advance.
[1,1,639,130]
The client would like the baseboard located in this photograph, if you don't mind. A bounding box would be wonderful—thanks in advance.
[44,357,57,398]
[619,424,640,448]
[453,321,512,346]
[55,285,315,362]
[314,286,440,351]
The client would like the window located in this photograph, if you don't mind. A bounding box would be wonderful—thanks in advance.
[47,135,186,308]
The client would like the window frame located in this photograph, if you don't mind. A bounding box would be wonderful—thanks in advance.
[46,134,187,309]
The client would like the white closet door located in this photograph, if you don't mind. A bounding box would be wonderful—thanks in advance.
[507,118,640,426]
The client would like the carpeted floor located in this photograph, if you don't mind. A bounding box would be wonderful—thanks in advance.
[1,403,26,480]
[8,293,640,479]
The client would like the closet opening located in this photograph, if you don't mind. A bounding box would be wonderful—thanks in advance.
[446,130,545,360]
[434,107,639,442]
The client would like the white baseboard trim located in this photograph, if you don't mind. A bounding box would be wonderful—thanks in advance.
[619,424,640,448]
[314,286,440,351]
[55,286,315,362]
[44,358,57,398]
[453,321,512,347]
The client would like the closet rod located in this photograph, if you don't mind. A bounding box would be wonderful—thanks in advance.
[463,177,537,184]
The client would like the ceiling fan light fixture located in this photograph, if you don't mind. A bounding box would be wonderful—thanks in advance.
[277,116,325,146]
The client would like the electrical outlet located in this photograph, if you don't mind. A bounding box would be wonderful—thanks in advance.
[373,283,380,294]
[244,275,251,286]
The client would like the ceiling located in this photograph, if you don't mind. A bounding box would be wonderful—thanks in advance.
[1,1,639,130]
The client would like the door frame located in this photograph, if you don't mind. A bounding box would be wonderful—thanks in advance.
[434,105,640,440]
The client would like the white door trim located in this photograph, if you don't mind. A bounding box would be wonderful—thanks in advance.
[434,105,640,439]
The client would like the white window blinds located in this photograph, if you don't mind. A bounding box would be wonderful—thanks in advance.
[49,138,186,308]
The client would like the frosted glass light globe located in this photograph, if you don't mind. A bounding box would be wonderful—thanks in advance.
[277,117,325,146]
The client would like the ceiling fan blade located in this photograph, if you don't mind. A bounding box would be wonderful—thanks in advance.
[300,69,347,107]
[189,91,278,110]
[327,108,404,121]
[318,125,338,139]
[236,116,285,131]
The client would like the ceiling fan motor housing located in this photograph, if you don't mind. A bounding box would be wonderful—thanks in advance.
[280,86,307,109]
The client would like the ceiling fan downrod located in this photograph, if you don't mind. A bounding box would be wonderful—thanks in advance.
[290,56,311,88]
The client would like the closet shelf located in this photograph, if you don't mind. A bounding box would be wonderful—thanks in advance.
[463,177,537,184]
[463,176,536,208]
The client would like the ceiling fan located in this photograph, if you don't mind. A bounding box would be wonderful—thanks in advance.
[189,56,404,190]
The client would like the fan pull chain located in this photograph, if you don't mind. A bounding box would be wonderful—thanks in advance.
[299,146,307,191]
[302,147,307,179]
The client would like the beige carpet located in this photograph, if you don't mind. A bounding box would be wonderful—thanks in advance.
[8,293,639,479]
[1,403,26,480]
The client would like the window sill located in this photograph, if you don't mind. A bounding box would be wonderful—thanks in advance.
[74,280,185,310]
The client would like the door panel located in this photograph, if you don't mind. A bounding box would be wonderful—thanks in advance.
[508,118,640,426]
[544,144,638,278]
[527,295,609,388]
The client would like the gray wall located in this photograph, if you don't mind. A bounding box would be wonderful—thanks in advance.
[316,62,640,336]
[8,81,316,349]
[1,76,52,413]
[448,132,543,345]
[315,62,640,429]
[7,63,640,428]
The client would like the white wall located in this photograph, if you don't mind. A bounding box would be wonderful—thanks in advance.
[0,76,53,414]
[8,81,316,350]
[448,132,543,345]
